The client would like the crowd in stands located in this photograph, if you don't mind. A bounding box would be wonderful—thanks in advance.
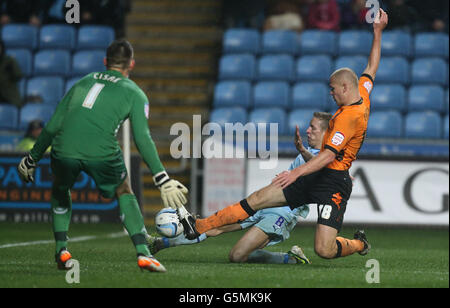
[223,0,449,33]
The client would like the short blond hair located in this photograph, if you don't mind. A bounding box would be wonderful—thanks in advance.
[330,68,358,88]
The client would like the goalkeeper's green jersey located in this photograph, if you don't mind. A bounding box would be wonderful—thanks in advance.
[30,69,165,175]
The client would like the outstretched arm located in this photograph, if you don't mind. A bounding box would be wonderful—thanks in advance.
[362,8,388,80]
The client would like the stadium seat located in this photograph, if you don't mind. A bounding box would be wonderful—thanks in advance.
[376,57,409,85]
[404,111,442,139]
[34,50,71,76]
[0,104,19,130]
[367,111,403,138]
[18,79,26,101]
[296,55,332,82]
[253,81,290,109]
[334,56,367,77]
[249,107,287,135]
[72,50,106,76]
[292,82,328,110]
[257,54,295,81]
[39,24,77,50]
[414,32,449,58]
[6,49,33,77]
[0,135,20,151]
[19,104,55,130]
[209,107,248,128]
[381,31,412,57]
[370,84,406,112]
[299,30,337,56]
[1,24,38,49]
[411,58,448,86]
[218,54,256,80]
[338,30,372,56]
[262,30,299,55]
[446,88,449,114]
[408,85,445,113]
[223,28,260,54]
[77,25,115,50]
[444,114,449,139]
[26,76,64,105]
[65,76,83,94]
[213,81,252,108]
[288,108,317,135]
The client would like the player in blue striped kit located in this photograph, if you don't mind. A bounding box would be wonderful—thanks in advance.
[148,112,332,264]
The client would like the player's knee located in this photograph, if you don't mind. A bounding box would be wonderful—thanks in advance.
[115,180,132,198]
[314,243,336,259]
[228,249,247,263]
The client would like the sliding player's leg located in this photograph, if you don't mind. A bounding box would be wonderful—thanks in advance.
[194,182,287,235]
[50,156,82,270]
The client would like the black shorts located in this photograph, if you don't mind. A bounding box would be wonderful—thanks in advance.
[282,168,353,232]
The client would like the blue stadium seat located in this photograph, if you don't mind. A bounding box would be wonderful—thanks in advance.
[77,25,115,50]
[338,30,372,56]
[6,49,33,77]
[72,50,106,76]
[257,54,295,81]
[367,111,403,138]
[26,76,64,105]
[370,84,406,112]
[262,30,299,55]
[292,82,328,110]
[414,32,449,58]
[253,81,290,109]
[411,58,448,86]
[334,56,367,77]
[249,107,287,135]
[444,114,449,139]
[405,111,442,139]
[39,24,77,50]
[223,28,260,54]
[300,30,337,56]
[65,76,83,94]
[1,24,38,49]
[34,50,71,76]
[209,107,248,128]
[376,57,409,85]
[446,88,449,114]
[0,104,19,130]
[19,104,55,130]
[213,81,252,108]
[288,108,317,135]
[218,54,256,80]
[18,79,26,101]
[296,55,332,82]
[381,31,412,57]
[408,85,445,113]
[0,135,21,151]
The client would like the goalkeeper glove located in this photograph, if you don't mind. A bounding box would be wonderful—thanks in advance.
[153,171,189,209]
[18,154,36,183]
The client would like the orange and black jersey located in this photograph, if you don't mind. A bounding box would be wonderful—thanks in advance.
[321,74,374,171]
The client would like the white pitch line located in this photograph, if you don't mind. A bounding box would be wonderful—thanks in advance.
[0,232,127,249]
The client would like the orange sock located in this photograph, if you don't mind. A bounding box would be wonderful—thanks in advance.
[196,200,254,234]
[335,237,364,258]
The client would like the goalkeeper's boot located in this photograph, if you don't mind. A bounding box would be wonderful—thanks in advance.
[354,230,371,256]
[137,254,166,273]
[147,234,165,255]
[55,248,73,270]
[287,245,311,264]
[181,215,201,240]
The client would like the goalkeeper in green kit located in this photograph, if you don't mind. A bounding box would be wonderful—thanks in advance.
[17,39,191,273]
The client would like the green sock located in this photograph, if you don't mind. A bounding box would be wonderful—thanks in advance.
[51,188,72,253]
[119,194,150,256]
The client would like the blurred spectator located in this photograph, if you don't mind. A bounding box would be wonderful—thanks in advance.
[385,0,421,31]
[307,0,340,31]
[408,0,448,33]
[263,0,306,32]
[0,0,52,26]
[16,120,49,153]
[0,40,23,107]
[222,0,266,29]
[339,0,370,30]
[78,0,131,38]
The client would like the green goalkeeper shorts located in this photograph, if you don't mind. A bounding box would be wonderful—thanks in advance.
[50,152,128,199]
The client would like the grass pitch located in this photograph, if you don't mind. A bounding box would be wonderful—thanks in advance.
[0,222,448,288]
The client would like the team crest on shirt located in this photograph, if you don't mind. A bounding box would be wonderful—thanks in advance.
[363,81,373,93]
[144,102,149,119]
[331,132,345,146]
